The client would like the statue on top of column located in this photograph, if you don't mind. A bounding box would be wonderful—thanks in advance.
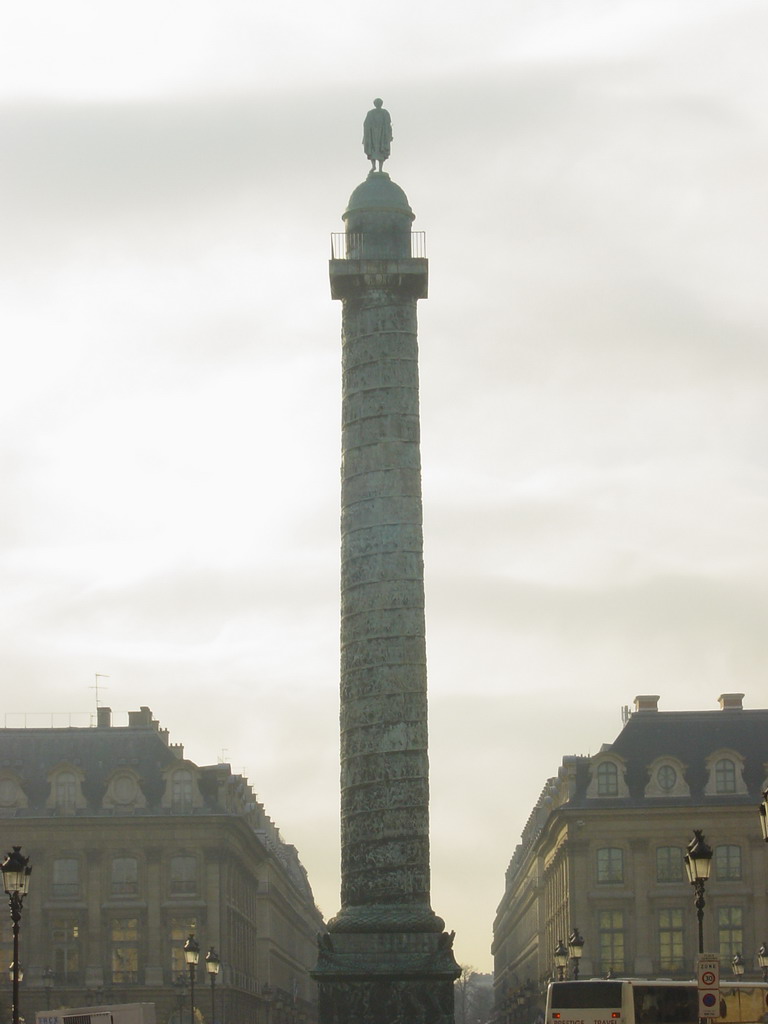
[363,98,393,172]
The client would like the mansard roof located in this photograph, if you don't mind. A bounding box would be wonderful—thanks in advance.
[0,705,317,903]
[1,714,180,811]
[568,697,768,807]
[504,694,768,886]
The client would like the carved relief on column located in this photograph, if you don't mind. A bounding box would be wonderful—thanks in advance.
[338,286,432,918]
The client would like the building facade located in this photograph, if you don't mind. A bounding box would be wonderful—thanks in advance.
[0,706,324,1024]
[492,694,768,1022]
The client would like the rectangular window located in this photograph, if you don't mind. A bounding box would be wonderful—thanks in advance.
[656,847,684,883]
[658,908,685,971]
[718,907,743,960]
[52,918,81,982]
[112,857,139,896]
[111,917,139,983]
[170,856,197,896]
[598,910,625,974]
[0,915,10,982]
[53,859,80,898]
[597,848,624,884]
[715,846,742,882]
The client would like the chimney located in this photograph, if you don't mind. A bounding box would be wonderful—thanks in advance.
[718,693,744,710]
[97,706,112,728]
[634,694,660,713]
[128,707,154,728]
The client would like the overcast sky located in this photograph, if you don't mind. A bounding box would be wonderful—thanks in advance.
[2,0,767,973]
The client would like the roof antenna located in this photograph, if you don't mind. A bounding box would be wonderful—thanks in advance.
[92,673,110,710]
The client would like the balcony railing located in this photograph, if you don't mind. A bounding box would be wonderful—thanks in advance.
[330,231,426,259]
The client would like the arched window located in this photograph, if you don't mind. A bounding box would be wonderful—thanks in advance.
[47,765,85,813]
[56,772,77,810]
[656,846,684,882]
[597,762,619,796]
[597,847,624,884]
[704,750,746,797]
[715,759,736,794]
[715,845,742,881]
[171,771,193,812]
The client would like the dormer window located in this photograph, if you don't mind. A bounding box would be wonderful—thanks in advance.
[704,750,747,797]
[0,773,27,814]
[587,755,629,799]
[715,759,736,794]
[172,770,193,812]
[597,762,618,796]
[57,772,77,809]
[645,757,690,798]
[103,770,146,811]
[47,764,86,814]
[160,763,203,813]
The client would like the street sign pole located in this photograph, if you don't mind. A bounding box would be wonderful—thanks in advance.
[697,954,721,1020]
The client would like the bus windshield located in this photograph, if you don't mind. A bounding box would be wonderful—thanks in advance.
[548,983,622,1015]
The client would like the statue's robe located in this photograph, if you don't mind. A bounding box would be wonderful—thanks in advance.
[363,108,392,161]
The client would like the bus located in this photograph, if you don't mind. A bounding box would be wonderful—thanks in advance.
[546,979,768,1024]
[36,1004,156,1024]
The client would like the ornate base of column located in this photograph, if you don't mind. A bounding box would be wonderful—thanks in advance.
[313,925,459,1024]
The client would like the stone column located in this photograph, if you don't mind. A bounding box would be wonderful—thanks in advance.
[630,838,652,975]
[312,172,459,1024]
[144,848,163,987]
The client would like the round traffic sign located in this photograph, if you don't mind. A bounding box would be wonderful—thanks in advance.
[702,971,717,986]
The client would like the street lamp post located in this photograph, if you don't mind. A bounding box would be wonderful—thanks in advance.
[174,972,188,1024]
[554,940,569,982]
[684,830,713,955]
[731,953,745,977]
[183,935,200,1024]
[43,966,55,1009]
[2,846,32,1024]
[262,983,274,1024]
[568,929,585,981]
[757,944,768,982]
[205,948,220,1024]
